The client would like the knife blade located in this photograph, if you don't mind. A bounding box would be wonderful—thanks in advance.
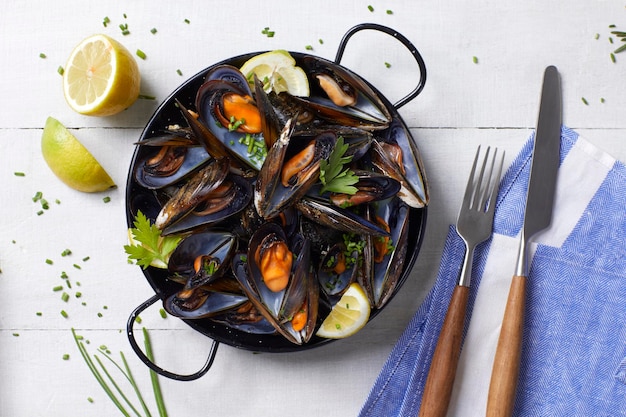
[486,65,561,417]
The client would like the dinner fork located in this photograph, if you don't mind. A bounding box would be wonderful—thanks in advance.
[418,146,504,417]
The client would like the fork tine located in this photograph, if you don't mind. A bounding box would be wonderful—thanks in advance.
[486,149,505,214]
[462,145,482,210]
[474,146,492,211]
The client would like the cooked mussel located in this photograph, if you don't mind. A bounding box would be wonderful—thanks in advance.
[155,157,230,230]
[233,222,319,344]
[359,197,411,308]
[164,231,246,319]
[370,119,429,208]
[254,120,335,219]
[196,65,267,171]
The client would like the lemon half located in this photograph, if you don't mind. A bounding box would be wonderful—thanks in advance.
[41,116,116,192]
[240,50,309,96]
[63,34,140,116]
[316,283,371,339]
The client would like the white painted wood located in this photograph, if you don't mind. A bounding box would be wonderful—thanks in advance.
[0,1,624,416]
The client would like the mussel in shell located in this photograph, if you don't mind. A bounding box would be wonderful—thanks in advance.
[233,222,319,344]
[164,231,248,320]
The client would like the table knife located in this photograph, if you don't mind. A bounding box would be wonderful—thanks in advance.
[486,65,561,417]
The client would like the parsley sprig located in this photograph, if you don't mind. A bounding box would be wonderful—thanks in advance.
[319,136,359,195]
[124,211,181,269]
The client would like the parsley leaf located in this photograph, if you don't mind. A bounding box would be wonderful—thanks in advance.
[319,136,359,195]
[124,210,182,269]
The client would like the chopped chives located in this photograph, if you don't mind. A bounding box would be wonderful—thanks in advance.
[385,62,391,68]
[614,43,626,54]
[61,271,68,279]
[601,97,605,103]
[36,312,42,316]
[14,172,25,177]
[305,45,313,51]
[473,56,479,64]
[60,310,68,318]
[150,28,157,34]
[55,199,61,205]
[184,18,190,24]
[103,16,110,27]
[82,256,90,262]
[176,69,183,76]
[368,5,374,12]
[46,259,54,265]
[33,191,43,202]
[87,397,94,403]
[123,13,127,19]
[73,264,81,270]
[103,196,111,203]
[63,354,70,360]
[138,94,156,100]
[611,53,616,63]
[582,97,589,105]
[386,9,393,14]
[136,49,146,60]
[12,333,19,337]
[97,312,103,318]
[136,316,142,324]
[39,53,47,59]
[159,308,167,318]
[57,66,64,76]
[62,292,70,302]
[319,39,324,44]
[75,292,82,298]
[595,33,600,40]
[61,249,72,257]
[53,285,63,292]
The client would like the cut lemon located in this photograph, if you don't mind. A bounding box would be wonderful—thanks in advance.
[239,50,309,96]
[63,34,140,116]
[41,116,116,192]
[316,283,371,339]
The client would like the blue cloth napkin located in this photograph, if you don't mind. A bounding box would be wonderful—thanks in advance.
[359,127,626,417]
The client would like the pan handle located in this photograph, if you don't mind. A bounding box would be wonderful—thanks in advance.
[334,23,427,110]
[126,294,219,381]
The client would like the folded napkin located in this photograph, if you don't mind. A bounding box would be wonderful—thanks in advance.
[359,127,626,417]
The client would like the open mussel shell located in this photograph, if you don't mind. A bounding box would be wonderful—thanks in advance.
[167,230,238,281]
[254,122,335,219]
[155,157,230,231]
[295,196,390,237]
[196,65,266,171]
[297,55,392,130]
[162,173,253,236]
[360,197,411,309]
[164,288,248,320]
[134,138,211,190]
[371,118,429,208]
[234,223,318,345]
[318,241,359,297]
[164,231,242,319]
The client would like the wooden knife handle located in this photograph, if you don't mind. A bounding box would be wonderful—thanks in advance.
[486,275,526,417]
[419,285,470,417]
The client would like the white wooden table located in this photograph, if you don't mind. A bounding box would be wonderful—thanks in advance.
[1,1,625,416]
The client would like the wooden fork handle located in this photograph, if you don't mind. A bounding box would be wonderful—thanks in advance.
[486,275,526,417]
[419,285,470,417]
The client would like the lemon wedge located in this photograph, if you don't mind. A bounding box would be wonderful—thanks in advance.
[63,34,141,116]
[41,116,116,192]
[240,50,309,96]
[316,283,371,339]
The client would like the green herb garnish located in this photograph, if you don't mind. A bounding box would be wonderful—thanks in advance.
[71,328,169,417]
[319,136,359,195]
[136,49,147,60]
[124,210,182,269]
